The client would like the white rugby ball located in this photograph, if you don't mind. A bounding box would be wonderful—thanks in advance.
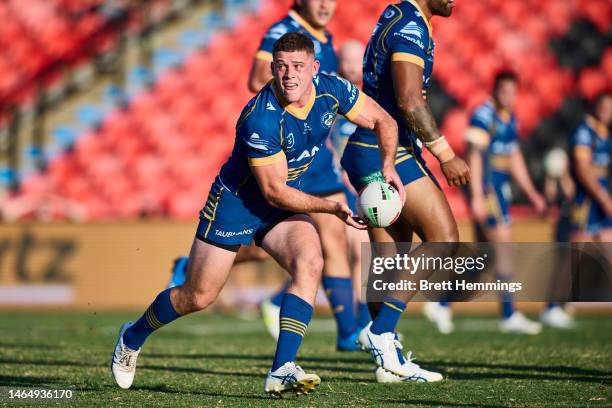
[356,181,402,228]
[544,147,568,178]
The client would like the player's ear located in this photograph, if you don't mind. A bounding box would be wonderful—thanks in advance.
[270,60,275,76]
[312,58,320,76]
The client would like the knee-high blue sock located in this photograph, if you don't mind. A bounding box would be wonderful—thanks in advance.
[358,302,372,328]
[370,297,406,335]
[439,300,450,307]
[272,294,313,371]
[322,277,357,338]
[269,280,291,307]
[123,288,180,350]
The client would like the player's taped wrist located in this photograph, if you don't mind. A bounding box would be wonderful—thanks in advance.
[424,136,455,163]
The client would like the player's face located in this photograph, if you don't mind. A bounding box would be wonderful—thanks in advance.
[272,51,320,103]
[339,44,364,85]
[428,0,455,17]
[595,95,612,127]
[494,80,517,111]
[297,0,337,29]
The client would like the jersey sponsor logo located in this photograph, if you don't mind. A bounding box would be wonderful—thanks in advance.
[214,228,254,238]
[286,132,295,149]
[394,32,425,50]
[338,77,358,103]
[321,112,335,129]
[399,21,424,39]
[246,133,269,151]
[384,9,395,19]
[288,146,320,163]
[266,24,288,40]
[266,101,276,111]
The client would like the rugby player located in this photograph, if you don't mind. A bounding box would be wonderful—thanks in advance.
[341,0,468,382]
[111,33,404,396]
[425,71,547,335]
[250,0,363,349]
[569,91,612,242]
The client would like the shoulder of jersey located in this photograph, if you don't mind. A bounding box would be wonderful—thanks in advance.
[264,15,296,40]
[473,101,495,122]
[315,73,350,92]
[394,2,430,38]
[240,85,282,128]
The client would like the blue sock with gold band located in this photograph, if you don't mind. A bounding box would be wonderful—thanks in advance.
[123,288,180,350]
[358,302,372,328]
[322,276,357,338]
[271,293,312,371]
[370,297,406,335]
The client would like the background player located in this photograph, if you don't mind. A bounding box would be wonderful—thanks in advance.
[249,0,362,350]
[425,71,547,335]
[341,0,469,382]
[111,33,404,396]
[331,39,373,330]
[569,91,612,242]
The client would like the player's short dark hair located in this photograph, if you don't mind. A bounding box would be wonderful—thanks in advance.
[493,70,518,92]
[273,32,315,57]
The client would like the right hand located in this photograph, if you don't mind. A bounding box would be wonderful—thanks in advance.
[441,156,470,187]
[471,195,488,224]
[333,201,368,230]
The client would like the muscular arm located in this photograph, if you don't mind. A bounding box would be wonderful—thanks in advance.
[391,61,441,144]
[247,58,273,93]
[250,157,366,229]
[348,95,399,173]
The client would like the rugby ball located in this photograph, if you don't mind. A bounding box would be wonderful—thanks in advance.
[356,181,402,227]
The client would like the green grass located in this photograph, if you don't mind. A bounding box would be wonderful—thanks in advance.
[0,312,610,407]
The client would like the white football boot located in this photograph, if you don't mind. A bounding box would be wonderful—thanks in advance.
[360,322,422,377]
[540,306,574,329]
[264,362,321,397]
[500,312,542,335]
[422,302,454,334]
[111,322,141,389]
[375,350,443,383]
[260,298,281,340]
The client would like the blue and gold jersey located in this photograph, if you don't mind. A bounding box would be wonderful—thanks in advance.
[330,116,358,157]
[570,116,610,187]
[218,73,364,199]
[466,101,519,176]
[255,10,338,76]
[351,0,434,147]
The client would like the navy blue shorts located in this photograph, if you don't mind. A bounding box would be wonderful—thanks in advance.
[196,178,299,251]
[570,180,612,235]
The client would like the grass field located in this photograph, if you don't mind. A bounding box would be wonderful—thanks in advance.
[0,312,610,407]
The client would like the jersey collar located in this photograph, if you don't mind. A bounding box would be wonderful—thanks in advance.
[288,10,328,44]
[273,81,317,120]
[404,0,433,36]
[587,115,609,138]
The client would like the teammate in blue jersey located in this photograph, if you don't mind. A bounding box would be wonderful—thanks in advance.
[111,33,404,396]
[342,0,469,383]
[569,92,612,242]
[331,40,373,330]
[247,0,364,350]
[424,71,547,335]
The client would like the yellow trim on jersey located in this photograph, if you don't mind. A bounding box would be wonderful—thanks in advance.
[237,93,262,128]
[288,10,328,43]
[345,92,366,121]
[379,5,403,53]
[384,302,404,313]
[280,83,316,120]
[490,155,511,171]
[497,109,511,123]
[394,154,413,165]
[406,0,433,35]
[466,127,491,148]
[587,115,609,138]
[255,50,273,62]
[391,52,425,68]
[248,150,287,166]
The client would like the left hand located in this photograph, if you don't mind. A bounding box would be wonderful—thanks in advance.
[382,165,406,204]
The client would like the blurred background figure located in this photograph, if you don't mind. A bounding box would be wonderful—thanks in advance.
[424,72,547,335]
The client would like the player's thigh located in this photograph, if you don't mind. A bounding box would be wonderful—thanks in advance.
[235,242,270,263]
[182,238,237,293]
[400,176,458,242]
[261,214,324,283]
